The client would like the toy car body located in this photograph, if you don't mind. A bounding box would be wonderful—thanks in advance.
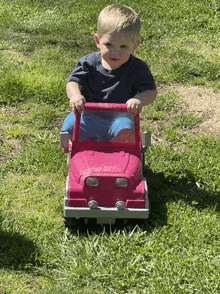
[61,103,151,224]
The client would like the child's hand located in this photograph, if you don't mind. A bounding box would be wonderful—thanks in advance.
[69,95,86,115]
[126,98,142,116]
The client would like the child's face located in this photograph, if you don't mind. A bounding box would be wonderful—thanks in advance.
[94,31,140,70]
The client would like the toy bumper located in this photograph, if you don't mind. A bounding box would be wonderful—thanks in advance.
[64,175,150,219]
[64,204,149,219]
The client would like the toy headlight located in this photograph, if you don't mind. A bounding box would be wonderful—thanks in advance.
[116,178,128,187]
[86,177,99,186]
[88,200,98,209]
[115,201,126,210]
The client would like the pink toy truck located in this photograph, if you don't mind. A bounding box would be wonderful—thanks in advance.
[60,103,151,225]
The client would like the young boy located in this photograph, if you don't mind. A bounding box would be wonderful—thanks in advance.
[61,4,157,146]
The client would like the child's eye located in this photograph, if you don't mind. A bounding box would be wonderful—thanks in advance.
[105,43,112,48]
[120,45,127,49]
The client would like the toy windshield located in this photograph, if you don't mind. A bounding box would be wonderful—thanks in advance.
[78,110,134,143]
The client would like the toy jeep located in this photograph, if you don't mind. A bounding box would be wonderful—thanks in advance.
[60,103,151,225]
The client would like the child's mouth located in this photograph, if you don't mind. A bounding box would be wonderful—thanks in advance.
[110,58,120,61]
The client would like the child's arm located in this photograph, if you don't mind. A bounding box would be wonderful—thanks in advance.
[126,89,157,116]
[66,82,86,115]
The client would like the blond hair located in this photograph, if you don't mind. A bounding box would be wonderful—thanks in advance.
[97,5,141,41]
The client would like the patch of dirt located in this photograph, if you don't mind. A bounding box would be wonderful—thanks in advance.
[157,84,220,138]
[0,136,22,161]
[0,106,27,161]
[1,49,31,59]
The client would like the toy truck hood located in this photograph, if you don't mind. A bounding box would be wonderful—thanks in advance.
[70,150,139,176]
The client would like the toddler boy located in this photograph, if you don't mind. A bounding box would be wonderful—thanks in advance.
[61,4,157,146]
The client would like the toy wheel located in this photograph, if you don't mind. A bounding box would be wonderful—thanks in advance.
[115,219,129,226]
[64,217,74,229]
[141,152,145,173]
[64,217,83,229]
[64,217,97,231]
[67,153,70,172]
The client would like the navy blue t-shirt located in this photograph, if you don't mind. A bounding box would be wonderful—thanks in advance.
[67,52,156,104]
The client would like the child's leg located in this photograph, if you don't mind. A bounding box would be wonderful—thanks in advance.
[61,112,75,136]
[60,112,75,149]
[109,112,134,143]
[116,129,134,143]
[61,111,109,147]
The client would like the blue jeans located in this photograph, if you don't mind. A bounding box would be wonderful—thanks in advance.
[61,111,134,140]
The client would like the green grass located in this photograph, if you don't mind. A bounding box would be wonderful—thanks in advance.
[0,0,220,293]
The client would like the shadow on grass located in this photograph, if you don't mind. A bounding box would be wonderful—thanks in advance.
[146,167,219,207]
[0,229,39,271]
[145,167,220,226]
[65,168,220,235]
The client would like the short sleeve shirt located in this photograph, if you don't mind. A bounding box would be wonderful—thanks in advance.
[67,52,156,104]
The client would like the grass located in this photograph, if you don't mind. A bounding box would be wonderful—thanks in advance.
[0,0,220,293]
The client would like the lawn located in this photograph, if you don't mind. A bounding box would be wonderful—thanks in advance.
[0,0,220,293]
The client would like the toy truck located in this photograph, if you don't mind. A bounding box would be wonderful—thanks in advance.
[60,103,151,225]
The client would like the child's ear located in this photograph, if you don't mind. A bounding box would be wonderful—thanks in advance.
[132,40,140,53]
[94,34,100,46]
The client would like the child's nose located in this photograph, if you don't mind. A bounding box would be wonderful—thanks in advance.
[112,47,120,55]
